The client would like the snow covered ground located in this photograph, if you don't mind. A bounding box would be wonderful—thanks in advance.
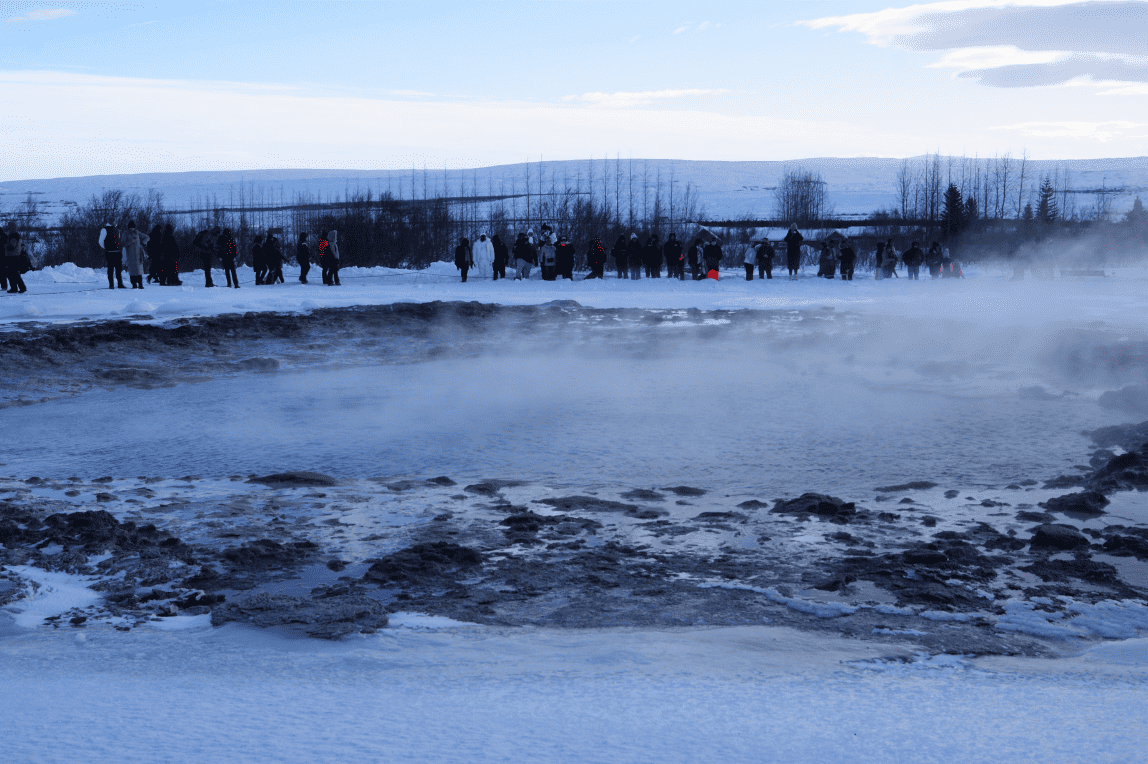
[4,260,1148,762]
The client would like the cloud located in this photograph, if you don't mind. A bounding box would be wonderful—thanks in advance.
[7,8,76,23]
[803,1,1148,91]
[562,89,729,108]
[674,26,688,34]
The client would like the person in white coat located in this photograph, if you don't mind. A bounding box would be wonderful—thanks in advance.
[471,233,495,279]
[742,242,757,280]
[121,221,150,289]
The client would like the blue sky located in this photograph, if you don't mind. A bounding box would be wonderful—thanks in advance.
[2,1,1146,179]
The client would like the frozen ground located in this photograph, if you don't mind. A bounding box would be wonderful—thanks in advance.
[3,261,1148,761]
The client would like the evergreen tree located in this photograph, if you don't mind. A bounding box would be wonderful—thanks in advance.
[940,183,965,240]
[1035,176,1058,224]
[1128,197,1147,236]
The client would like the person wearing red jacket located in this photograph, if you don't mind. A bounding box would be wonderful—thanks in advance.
[217,227,239,288]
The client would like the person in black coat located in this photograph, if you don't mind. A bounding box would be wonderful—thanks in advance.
[874,241,886,281]
[611,234,628,279]
[925,242,943,278]
[491,234,509,280]
[555,235,575,280]
[296,232,311,283]
[512,233,536,280]
[265,234,284,284]
[251,235,266,284]
[4,223,27,293]
[100,223,125,289]
[688,239,702,280]
[160,224,181,285]
[902,241,925,279]
[195,227,217,287]
[643,235,661,278]
[702,241,722,275]
[585,236,606,279]
[0,226,7,292]
[663,233,683,280]
[626,233,643,280]
[218,228,239,288]
[839,240,856,281]
[783,224,803,280]
[145,224,163,284]
[454,236,471,282]
[756,240,775,279]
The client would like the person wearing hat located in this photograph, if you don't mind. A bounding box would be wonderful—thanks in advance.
[783,224,803,280]
[839,238,856,281]
[264,233,284,284]
[663,232,683,280]
[611,234,628,279]
[584,235,606,279]
[555,234,575,280]
[218,227,239,288]
[98,221,126,289]
[626,232,642,280]
[4,221,28,293]
[297,232,312,283]
[756,238,775,280]
[194,227,218,287]
[512,232,536,280]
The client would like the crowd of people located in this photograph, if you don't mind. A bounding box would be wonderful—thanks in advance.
[452,223,964,282]
[0,219,965,296]
[92,223,343,290]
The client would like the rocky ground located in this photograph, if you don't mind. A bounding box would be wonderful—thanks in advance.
[2,426,1147,650]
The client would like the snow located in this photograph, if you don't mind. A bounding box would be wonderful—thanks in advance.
[0,566,102,629]
[5,261,1148,332]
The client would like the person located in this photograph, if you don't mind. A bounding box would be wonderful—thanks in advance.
[585,236,606,279]
[643,234,661,278]
[121,220,149,289]
[4,222,27,293]
[627,233,642,280]
[218,227,239,288]
[783,224,803,280]
[902,241,924,280]
[817,242,836,279]
[325,230,341,285]
[160,223,182,285]
[194,227,217,287]
[944,250,964,278]
[882,239,898,279]
[839,239,856,281]
[251,234,266,285]
[688,238,702,280]
[611,234,628,279]
[0,224,8,292]
[297,232,311,283]
[756,239,775,280]
[454,236,471,282]
[145,224,163,284]
[471,233,495,280]
[512,232,536,280]
[742,240,757,280]
[663,233,684,280]
[555,235,575,280]
[702,239,723,277]
[874,241,886,280]
[925,242,943,279]
[99,222,126,289]
[539,235,557,281]
[265,233,284,284]
[491,234,509,281]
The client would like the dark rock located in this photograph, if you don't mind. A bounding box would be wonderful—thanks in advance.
[904,549,949,565]
[920,516,937,527]
[1020,558,1121,585]
[428,476,457,486]
[1043,475,1086,489]
[464,480,525,496]
[1086,421,1148,450]
[877,512,901,522]
[326,559,348,572]
[771,493,856,522]
[620,489,665,502]
[1016,510,1055,523]
[944,490,959,499]
[95,493,116,502]
[983,534,1026,552]
[662,486,706,496]
[1029,524,1089,551]
[222,539,319,570]
[736,500,770,509]
[536,496,667,519]
[248,471,337,487]
[362,542,483,586]
[980,499,1009,507]
[1005,484,1022,490]
[692,512,748,523]
[874,481,938,493]
[1102,533,1148,559]
[1098,386,1148,414]
[210,592,389,638]
[1039,491,1109,515]
[1087,447,1148,493]
[898,498,915,505]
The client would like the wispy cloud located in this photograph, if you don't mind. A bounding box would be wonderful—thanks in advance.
[697,21,711,31]
[561,89,729,108]
[7,8,76,23]
[674,26,688,35]
[803,1,1148,92]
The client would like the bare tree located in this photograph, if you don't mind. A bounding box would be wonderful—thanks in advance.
[773,166,832,227]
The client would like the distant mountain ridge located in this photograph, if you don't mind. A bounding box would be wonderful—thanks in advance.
[4,157,1147,224]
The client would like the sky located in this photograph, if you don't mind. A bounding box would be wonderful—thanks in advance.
[1,0,1147,180]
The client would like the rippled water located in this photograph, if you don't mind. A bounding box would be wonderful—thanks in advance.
[0,307,1126,497]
